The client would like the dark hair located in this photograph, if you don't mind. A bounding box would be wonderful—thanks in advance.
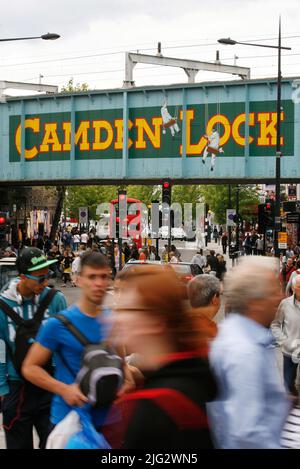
[80,251,109,272]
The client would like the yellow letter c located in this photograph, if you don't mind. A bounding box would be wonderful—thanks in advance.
[15,118,40,160]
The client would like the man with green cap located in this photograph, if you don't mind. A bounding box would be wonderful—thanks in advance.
[0,247,67,449]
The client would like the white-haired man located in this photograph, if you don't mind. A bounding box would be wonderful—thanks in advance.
[271,275,300,395]
[208,257,289,449]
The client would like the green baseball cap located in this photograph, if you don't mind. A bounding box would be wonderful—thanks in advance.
[17,247,58,274]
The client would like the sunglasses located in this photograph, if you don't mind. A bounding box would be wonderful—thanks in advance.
[24,272,53,284]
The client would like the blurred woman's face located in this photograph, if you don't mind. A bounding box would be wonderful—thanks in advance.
[114,286,165,357]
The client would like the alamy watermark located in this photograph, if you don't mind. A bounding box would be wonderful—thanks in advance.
[95,201,207,241]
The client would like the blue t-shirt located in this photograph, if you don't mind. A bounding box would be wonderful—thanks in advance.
[36,304,112,425]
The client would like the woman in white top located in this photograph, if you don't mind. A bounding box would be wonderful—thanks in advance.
[73,233,81,251]
[80,232,89,245]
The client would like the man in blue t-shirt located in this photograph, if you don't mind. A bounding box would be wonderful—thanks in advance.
[22,251,115,428]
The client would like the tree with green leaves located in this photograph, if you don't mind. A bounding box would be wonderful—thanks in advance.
[61,78,89,93]
[65,185,161,220]
[126,185,161,205]
[65,186,117,220]
[199,184,260,225]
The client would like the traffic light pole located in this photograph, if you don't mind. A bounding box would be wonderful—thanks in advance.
[151,200,160,260]
[205,204,208,247]
[235,186,240,253]
[162,181,172,261]
[118,189,127,271]
[228,185,232,248]
[275,19,282,258]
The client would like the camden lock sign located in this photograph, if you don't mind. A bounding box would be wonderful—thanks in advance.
[2,79,298,183]
[10,101,294,161]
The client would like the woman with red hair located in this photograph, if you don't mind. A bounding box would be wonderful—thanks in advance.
[105,265,217,449]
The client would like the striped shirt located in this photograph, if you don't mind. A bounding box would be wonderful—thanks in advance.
[281,405,300,449]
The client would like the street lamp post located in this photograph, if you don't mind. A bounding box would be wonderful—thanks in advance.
[218,17,291,257]
[0,33,60,42]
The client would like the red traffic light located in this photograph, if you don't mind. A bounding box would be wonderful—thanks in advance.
[163,182,170,189]
[266,203,271,210]
[0,217,5,224]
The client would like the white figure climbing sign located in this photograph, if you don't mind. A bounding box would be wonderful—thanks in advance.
[202,128,224,171]
[161,102,180,137]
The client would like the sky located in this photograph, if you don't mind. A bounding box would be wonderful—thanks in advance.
[1,0,300,95]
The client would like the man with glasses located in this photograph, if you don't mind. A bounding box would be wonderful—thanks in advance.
[0,247,67,449]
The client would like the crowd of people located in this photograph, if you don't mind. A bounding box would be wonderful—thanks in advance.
[1,221,300,449]
[0,237,300,449]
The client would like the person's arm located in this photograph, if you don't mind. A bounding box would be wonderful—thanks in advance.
[22,342,88,406]
[271,302,288,346]
[0,311,11,397]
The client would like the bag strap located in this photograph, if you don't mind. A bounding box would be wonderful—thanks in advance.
[120,388,208,430]
[0,298,25,326]
[34,288,58,322]
[54,314,90,346]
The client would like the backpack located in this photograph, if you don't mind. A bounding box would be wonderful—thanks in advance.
[0,288,58,377]
[104,388,209,448]
[54,314,124,408]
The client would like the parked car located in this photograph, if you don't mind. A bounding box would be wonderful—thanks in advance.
[159,226,187,240]
[168,262,203,283]
[171,227,187,240]
[123,260,202,284]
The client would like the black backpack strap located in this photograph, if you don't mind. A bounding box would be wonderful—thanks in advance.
[34,288,58,322]
[0,298,25,326]
[54,314,90,346]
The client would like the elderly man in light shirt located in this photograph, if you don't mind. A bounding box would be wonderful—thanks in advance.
[271,275,300,395]
[208,257,289,449]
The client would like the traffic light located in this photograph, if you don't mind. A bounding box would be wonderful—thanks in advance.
[0,212,9,240]
[162,180,172,206]
[258,201,275,234]
[0,213,6,225]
